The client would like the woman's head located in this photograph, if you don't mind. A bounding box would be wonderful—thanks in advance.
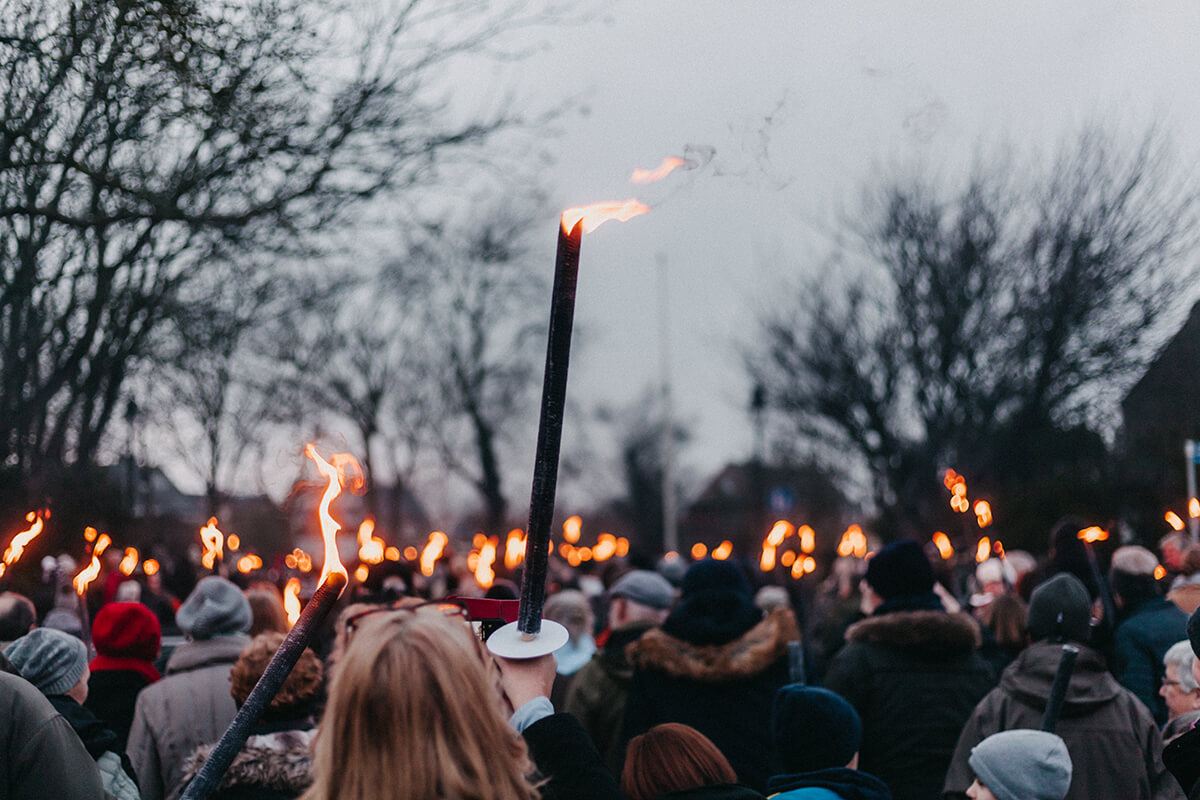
[622,723,738,800]
[229,632,322,719]
[301,602,537,800]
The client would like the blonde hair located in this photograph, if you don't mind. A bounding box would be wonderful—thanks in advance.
[300,607,538,800]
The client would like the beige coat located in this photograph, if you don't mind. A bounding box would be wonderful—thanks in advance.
[127,635,248,800]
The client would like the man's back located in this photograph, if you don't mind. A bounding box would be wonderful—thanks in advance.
[943,642,1183,800]
[0,670,103,800]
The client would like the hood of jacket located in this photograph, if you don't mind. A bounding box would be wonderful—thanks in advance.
[999,640,1121,715]
[182,727,315,794]
[767,767,893,800]
[843,609,980,659]
[48,695,119,760]
[165,634,248,675]
[627,607,799,682]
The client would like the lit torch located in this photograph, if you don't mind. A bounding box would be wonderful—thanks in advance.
[73,532,111,656]
[0,512,46,580]
[180,444,358,800]
[119,547,139,576]
[200,518,223,571]
[932,532,954,560]
[1077,526,1116,626]
[356,517,385,565]
[489,198,649,661]
[283,578,301,627]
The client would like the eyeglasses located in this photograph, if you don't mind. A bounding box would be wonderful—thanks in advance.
[342,599,469,639]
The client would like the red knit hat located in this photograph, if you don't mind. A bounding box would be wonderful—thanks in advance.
[92,602,161,661]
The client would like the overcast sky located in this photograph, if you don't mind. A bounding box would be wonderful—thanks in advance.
[466,1,1200,510]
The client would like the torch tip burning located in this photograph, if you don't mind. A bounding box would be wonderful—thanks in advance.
[561,199,650,235]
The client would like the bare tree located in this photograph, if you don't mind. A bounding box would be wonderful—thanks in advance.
[0,0,557,494]
[746,127,1200,537]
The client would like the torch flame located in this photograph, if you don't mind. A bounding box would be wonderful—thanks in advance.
[993,539,1006,559]
[1078,526,1110,543]
[475,538,497,588]
[712,540,734,561]
[73,533,111,594]
[283,578,301,627]
[975,537,991,564]
[119,547,139,576]
[236,554,263,573]
[305,444,364,585]
[142,559,160,576]
[1155,565,1168,581]
[563,516,582,544]
[615,537,630,557]
[561,199,650,234]
[593,533,617,562]
[932,532,954,560]
[974,500,993,528]
[420,531,448,577]
[837,525,867,559]
[799,525,815,554]
[630,157,685,184]
[357,517,385,565]
[200,518,224,570]
[3,512,45,568]
[767,521,794,547]
[760,545,777,572]
[1166,512,1186,532]
[1191,498,1200,519]
[504,529,526,570]
[691,542,708,560]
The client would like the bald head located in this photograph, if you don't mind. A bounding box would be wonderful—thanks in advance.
[0,592,36,642]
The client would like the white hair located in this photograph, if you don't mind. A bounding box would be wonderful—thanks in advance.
[1165,640,1198,693]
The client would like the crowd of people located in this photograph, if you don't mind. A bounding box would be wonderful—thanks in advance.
[5,521,1200,800]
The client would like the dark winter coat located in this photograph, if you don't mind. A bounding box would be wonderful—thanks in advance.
[523,712,625,800]
[47,695,141,800]
[767,768,893,800]
[85,668,154,751]
[1164,722,1200,799]
[942,641,1183,800]
[0,671,103,800]
[623,608,801,793]
[564,619,657,775]
[821,609,993,800]
[1114,596,1188,725]
[177,721,315,800]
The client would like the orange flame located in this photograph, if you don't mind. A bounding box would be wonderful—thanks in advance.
[561,200,650,234]
[283,578,301,627]
[84,525,98,543]
[420,531,448,577]
[73,533,112,594]
[593,533,617,562]
[1155,565,1168,581]
[975,537,991,564]
[1078,526,1109,544]
[974,500,993,528]
[993,540,1006,559]
[395,547,410,561]
[712,540,734,561]
[1191,498,1200,519]
[237,554,263,573]
[615,537,630,558]
[285,548,313,573]
[1166,512,1186,532]
[142,559,160,576]
[504,529,526,570]
[766,520,794,547]
[563,516,582,544]
[760,545,777,572]
[837,525,867,559]
[932,532,954,560]
[357,517,385,565]
[2,512,45,569]
[305,444,363,586]
[119,547,139,576]
[799,525,815,554]
[354,565,369,582]
[691,542,708,560]
[227,534,240,552]
[200,518,223,570]
[630,156,685,184]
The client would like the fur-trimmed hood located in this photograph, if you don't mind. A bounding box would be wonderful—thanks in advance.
[180,727,315,796]
[844,609,981,658]
[627,607,799,681]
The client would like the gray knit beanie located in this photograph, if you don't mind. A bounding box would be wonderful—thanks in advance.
[3,628,88,696]
[969,730,1072,800]
[176,576,252,640]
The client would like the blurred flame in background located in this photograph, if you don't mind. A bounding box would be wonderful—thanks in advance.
[119,547,139,576]
[975,537,991,563]
[932,532,954,560]
[420,532,447,577]
[357,517,385,565]
[712,540,733,560]
[1,512,45,578]
[1078,527,1110,543]
[691,542,708,559]
[237,555,263,573]
[200,518,224,570]
[974,500,993,528]
[504,529,526,569]
[563,516,582,544]
[1166,512,1185,532]
[142,559,160,576]
[74,533,111,594]
[283,578,301,627]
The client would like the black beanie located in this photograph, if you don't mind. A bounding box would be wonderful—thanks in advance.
[864,540,934,600]
[1027,573,1092,644]
[772,684,862,774]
